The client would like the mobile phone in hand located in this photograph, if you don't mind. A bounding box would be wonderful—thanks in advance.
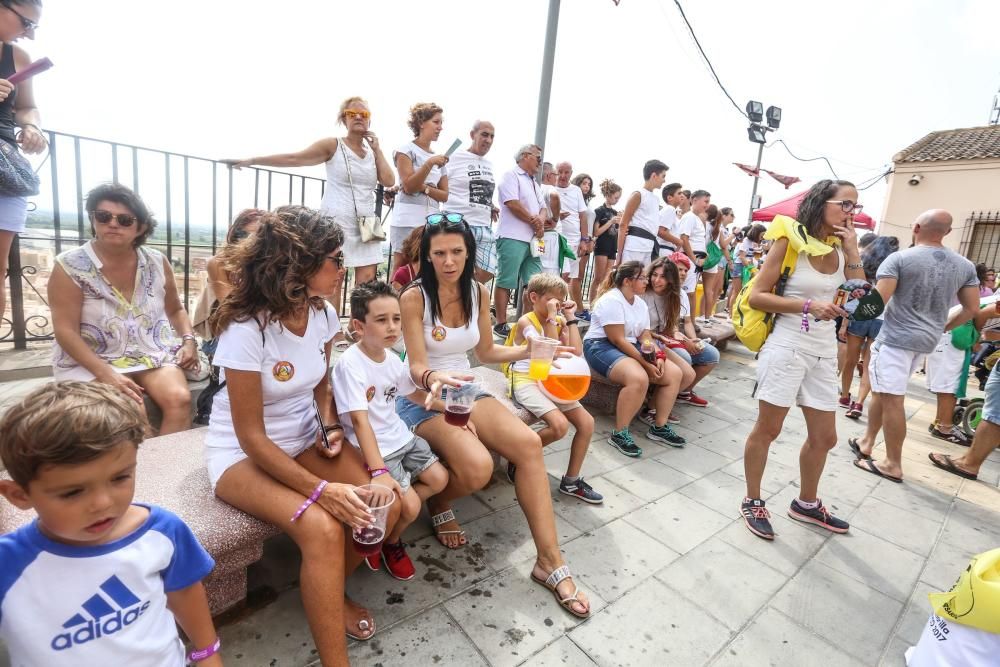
[314,403,332,450]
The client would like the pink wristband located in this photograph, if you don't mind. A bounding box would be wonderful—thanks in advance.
[801,299,812,333]
[290,480,328,522]
[187,637,221,663]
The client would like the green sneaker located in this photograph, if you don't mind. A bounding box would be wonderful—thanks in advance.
[647,424,686,447]
[608,428,643,457]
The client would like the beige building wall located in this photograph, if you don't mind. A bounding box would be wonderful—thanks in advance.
[879,158,1000,252]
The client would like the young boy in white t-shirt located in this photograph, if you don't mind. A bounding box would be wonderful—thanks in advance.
[332,281,449,581]
[0,382,221,667]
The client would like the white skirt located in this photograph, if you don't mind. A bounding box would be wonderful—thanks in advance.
[329,213,384,268]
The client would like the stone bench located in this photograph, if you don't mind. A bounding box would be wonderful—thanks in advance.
[0,367,532,618]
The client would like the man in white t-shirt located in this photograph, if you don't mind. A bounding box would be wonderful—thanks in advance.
[679,189,710,306]
[538,161,563,274]
[446,120,498,283]
[658,183,686,254]
[554,161,591,309]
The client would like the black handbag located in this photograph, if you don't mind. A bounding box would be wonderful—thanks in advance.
[0,139,39,197]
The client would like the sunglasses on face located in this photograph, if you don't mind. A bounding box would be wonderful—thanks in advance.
[91,210,138,227]
[326,254,345,268]
[344,109,371,120]
[826,200,864,214]
[3,2,37,31]
[426,212,467,227]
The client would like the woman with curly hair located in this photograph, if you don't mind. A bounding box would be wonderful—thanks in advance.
[221,96,395,313]
[392,102,449,271]
[47,183,199,435]
[740,179,864,541]
[205,205,399,660]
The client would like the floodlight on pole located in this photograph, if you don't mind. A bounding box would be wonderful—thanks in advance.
[766,105,782,129]
[746,100,763,123]
[747,126,767,144]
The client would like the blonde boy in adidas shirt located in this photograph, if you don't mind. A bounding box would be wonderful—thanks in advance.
[505,273,602,503]
[0,382,220,667]
[332,281,448,579]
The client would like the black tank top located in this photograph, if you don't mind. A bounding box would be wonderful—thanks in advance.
[0,43,18,146]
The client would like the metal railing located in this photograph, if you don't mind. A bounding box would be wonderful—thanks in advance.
[1,130,392,349]
[959,211,1000,267]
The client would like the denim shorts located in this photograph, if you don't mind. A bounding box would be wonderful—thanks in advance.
[382,434,438,492]
[395,389,493,431]
[672,341,721,366]
[584,338,630,378]
[847,318,883,340]
[983,363,1000,425]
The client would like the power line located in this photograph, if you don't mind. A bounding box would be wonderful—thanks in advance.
[857,169,892,191]
[670,0,747,120]
[767,139,840,179]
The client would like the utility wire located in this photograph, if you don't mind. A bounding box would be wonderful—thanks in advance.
[767,139,840,179]
[857,169,892,191]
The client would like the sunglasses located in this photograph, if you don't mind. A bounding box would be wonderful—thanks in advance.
[426,212,467,227]
[826,200,864,214]
[344,109,371,120]
[3,2,36,31]
[91,210,139,227]
[326,254,345,268]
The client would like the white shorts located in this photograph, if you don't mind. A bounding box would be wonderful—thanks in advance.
[753,344,838,411]
[562,238,580,276]
[620,248,653,265]
[869,340,925,396]
[0,195,28,233]
[683,266,699,293]
[926,333,966,394]
[703,265,720,275]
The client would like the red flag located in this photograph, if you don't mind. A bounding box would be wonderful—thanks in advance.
[764,170,801,189]
[733,162,760,177]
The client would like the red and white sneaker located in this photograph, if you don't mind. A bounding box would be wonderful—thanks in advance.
[677,391,709,407]
[381,540,416,581]
[365,552,380,571]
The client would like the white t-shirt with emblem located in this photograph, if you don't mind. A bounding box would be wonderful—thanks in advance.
[205,304,340,484]
[0,505,214,667]
[445,150,495,227]
[332,344,417,458]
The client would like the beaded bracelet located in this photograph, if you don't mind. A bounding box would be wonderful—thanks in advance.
[800,299,812,333]
[187,637,221,663]
[290,480,328,522]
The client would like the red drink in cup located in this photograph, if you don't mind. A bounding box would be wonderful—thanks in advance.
[444,382,478,428]
[350,484,395,556]
[444,404,472,427]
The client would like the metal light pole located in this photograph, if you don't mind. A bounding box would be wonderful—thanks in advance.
[534,0,561,172]
[744,101,782,224]
[747,142,764,225]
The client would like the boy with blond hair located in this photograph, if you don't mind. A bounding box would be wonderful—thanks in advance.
[504,273,602,503]
[0,382,221,666]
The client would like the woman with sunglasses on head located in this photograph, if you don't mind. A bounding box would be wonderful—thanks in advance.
[397,211,591,619]
[0,0,45,321]
[583,261,687,458]
[740,180,864,542]
[47,184,199,435]
[392,102,449,273]
[206,206,395,660]
[222,96,394,315]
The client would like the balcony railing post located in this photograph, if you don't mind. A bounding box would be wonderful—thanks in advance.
[8,235,26,349]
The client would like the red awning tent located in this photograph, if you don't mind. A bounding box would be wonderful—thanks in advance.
[751,190,876,230]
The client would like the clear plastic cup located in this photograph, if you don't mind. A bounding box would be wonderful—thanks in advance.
[529,337,559,380]
[444,382,478,427]
[351,484,396,556]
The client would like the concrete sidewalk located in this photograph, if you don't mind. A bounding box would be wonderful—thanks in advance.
[209,346,1000,667]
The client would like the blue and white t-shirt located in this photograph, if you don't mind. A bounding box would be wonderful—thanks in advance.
[0,504,214,666]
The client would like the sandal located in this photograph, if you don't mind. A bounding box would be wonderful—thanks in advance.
[345,602,376,641]
[928,452,978,481]
[431,508,466,549]
[847,437,871,461]
[852,458,902,483]
[531,564,590,619]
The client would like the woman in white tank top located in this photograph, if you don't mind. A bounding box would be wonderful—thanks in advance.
[398,215,592,618]
[221,96,395,313]
[739,180,866,542]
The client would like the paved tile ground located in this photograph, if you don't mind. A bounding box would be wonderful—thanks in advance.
[2,345,998,667]
[214,346,1000,667]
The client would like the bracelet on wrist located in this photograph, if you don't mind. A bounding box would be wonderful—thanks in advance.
[290,480,328,522]
[368,467,390,478]
[565,319,579,326]
[846,262,863,270]
[187,637,221,663]
[323,424,343,433]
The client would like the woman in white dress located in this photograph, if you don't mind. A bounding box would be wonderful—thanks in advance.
[222,96,395,315]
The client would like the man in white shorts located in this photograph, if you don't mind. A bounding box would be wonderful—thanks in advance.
[554,161,591,309]
[850,210,979,482]
[678,189,710,309]
[615,159,669,266]
[446,120,497,283]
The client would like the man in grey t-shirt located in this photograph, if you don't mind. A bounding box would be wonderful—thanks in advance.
[851,209,979,482]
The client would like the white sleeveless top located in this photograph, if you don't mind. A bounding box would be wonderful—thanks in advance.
[413,281,480,372]
[766,246,844,358]
[320,139,376,219]
[623,189,661,253]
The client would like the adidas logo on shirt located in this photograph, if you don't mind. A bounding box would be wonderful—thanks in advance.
[50,575,150,651]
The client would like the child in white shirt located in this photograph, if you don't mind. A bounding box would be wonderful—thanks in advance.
[332,281,449,580]
[0,382,220,667]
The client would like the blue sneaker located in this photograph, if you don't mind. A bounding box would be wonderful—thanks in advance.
[559,477,603,504]
[608,428,642,457]
[647,424,685,447]
[577,310,591,322]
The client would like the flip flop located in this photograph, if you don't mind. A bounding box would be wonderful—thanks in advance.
[852,458,902,483]
[847,437,871,461]
[928,452,978,481]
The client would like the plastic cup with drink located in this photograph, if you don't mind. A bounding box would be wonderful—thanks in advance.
[444,382,478,427]
[351,484,396,556]
[529,336,559,380]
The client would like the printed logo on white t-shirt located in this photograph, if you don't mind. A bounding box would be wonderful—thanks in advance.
[50,575,151,652]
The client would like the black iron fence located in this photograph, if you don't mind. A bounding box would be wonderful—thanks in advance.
[1,130,380,349]
[959,211,1000,268]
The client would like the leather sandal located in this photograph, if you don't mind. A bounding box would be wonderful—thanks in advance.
[531,564,590,619]
[431,508,466,549]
